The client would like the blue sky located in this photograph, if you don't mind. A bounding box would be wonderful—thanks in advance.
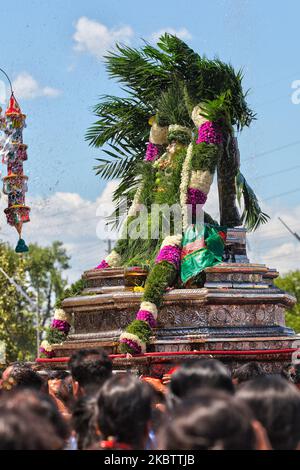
[0,0,299,280]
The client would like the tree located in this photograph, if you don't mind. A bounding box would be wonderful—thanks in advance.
[25,241,70,340]
[275,271,300,333]
[0,242,35,362]
[0,240,70,362]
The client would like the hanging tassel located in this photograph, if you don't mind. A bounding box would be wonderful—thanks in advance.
[15,238,29,253]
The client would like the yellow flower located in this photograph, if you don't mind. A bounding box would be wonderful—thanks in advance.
[133,286,145,293]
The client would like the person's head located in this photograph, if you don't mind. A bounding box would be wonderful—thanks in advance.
[97,374,153,450]
[0,388,69,446]
[68,349,112,396]
[281,363,300,389]
[72,394,99,450]
[48,370,74,416]
[232,362,264,385]
[158,392,257,450]
[0,408,63,450]
[169,359,234,408]
[237,375,300,450]
[1,364,43,392]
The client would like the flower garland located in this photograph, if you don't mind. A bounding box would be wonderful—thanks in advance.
[40,340,55,358]
[196,121,223,146]
[167,125,192,145]
[40,308,72,358]
[189,170,213,194]
[119,234,182,354]
[96,250,122,270]
[145,142,159,162]
[179,143,194,230]
[149,122,168,145]
[180,106,224,224]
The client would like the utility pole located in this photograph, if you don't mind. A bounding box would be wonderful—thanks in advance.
[278,217,300,242]
[107,239,112,255]
[0,267,40,357]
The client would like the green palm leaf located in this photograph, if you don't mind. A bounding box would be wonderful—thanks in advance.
[236,171,270,231]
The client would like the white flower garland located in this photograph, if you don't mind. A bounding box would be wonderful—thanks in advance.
[168,124,192,136]
[106,250,122,267]
[40,340,53,352]
[127,182,144,218]
[189,170,214,194]
[180,143,193,230]
[119,332,146,353]
[54,308,71,323]
[140,301,158,319]
[191,105,209,128]
[160,234,182,249]
[149,122,168,145]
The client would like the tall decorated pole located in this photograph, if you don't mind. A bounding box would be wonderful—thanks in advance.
[0,92,30,252]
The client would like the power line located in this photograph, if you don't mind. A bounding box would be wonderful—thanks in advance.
[261,187,300,202]
[250,164,300,181]
[244,140,300,162]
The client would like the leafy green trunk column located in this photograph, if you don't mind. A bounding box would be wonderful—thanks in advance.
[217,135,242,228]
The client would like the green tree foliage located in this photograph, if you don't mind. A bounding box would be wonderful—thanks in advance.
[0,242,35,362]
[275,271,300,333]
[0,240,70,362]
[25,241,70,329]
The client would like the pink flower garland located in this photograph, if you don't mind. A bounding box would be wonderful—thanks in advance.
[187,188,208,218]
[136,310,157,328]
[155,245,181,270]
[145,142,159,162]
[119,338,142,354]
[96,259,109,270]
[196,122,223,145]
[51,319,71,335]
[39,347,55,358]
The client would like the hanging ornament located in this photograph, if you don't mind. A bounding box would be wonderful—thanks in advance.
[0,93,30,252]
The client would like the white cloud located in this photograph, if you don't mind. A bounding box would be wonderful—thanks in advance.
[151,27,192,43]
[0,181,119,283]
[12,73,61,100]
[73,16,134,59]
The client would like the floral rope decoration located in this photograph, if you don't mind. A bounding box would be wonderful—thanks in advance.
[39,308,72,358]
[96,250,122,270]
[40,340,55,359]
[180,106,224,225]
[145,142,159,162]
[180,143,194,230]
[39,278,87,358]
[119,234,182,354]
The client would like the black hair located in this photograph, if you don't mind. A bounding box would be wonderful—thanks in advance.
[68,349,112,392]
[159,391,256,450]
[0,408,62,450]
[48,370,71,380]
[4,365,43,391]
[237,375,300,450]
[0,389,69,443]
[97,374,153,449]
[232,362,265,384]
[72,394,99,450]
[169,359,234,406]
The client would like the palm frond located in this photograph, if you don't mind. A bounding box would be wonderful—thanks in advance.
[236,171,270,231]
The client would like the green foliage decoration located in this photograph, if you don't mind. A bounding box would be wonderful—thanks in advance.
[275,271,300,333]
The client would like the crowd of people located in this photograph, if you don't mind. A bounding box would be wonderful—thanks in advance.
[0,349,300,450]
